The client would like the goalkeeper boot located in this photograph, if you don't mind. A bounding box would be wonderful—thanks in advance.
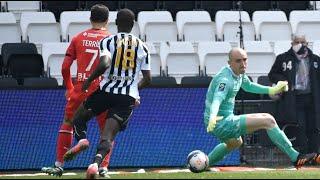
[99,167,110,178]
[293,153,317,169]
[86,163,98,179]
[313,153,320,164]
[41,166,63,177]
[63,139,89,162]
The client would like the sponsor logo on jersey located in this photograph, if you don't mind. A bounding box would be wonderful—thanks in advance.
[218,83,226,91]
[108,75,133,81]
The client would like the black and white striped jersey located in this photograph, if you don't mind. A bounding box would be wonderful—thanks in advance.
[98,32,151,99]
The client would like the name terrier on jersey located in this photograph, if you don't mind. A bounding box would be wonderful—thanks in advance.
[82,40,100,48]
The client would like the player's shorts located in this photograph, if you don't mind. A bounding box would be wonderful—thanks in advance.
[83,89,136,131]
[64,82,99,120]
[209,114,247,142]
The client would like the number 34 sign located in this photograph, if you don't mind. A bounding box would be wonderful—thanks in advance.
[282,61,292,71]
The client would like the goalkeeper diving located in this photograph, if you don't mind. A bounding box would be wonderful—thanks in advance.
[204,47,320,169]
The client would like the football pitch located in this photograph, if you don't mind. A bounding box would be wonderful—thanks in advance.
[1,167,320,179]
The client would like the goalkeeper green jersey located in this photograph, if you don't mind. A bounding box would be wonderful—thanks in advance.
[204,66,270,126]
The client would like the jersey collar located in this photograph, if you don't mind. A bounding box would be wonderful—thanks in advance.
[227,66,241,79]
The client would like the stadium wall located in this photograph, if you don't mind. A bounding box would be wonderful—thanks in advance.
[0,88,239,170]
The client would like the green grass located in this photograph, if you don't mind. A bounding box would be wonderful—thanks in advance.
[2,170,320,179]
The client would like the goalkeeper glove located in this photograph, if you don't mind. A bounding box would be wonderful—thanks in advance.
[269,81,289,95]
[207,116,223,133]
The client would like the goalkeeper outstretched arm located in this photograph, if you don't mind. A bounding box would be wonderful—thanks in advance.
[241,75,288,95]
[268,81,289,95]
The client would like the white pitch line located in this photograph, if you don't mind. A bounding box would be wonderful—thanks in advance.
[253,168,277,171]
[0,172,77,177]
[156,169,190,173]
[0,166,304,177]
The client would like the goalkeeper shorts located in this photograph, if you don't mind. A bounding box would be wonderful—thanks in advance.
[210,114,247,142]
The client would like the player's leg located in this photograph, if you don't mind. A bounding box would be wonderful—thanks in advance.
[56,92,86,165]
[87,114,121,179]
[245,113,318,168]
[42,91,85,176]
[208,137,243,166]
[305,105,320,153]
[305,105,320,164]
[42,119,73,176]
[295,97,309,154]
[65,89,110,163]
[95,115,119,165]
[96,111,115,177]
[63,103,94,161]
[86,94,135,179]
[207,115,246,166]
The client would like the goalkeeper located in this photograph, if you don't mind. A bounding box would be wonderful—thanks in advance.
[204,47,320,169]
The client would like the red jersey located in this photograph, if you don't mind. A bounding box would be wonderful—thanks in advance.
[62,28,111,90]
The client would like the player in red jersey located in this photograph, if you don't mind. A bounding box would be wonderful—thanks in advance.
[42,4,113,178]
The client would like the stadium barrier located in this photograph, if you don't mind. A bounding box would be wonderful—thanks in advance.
[0,88,240,170]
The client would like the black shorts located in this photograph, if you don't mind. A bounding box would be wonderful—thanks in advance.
[83,89,136,131]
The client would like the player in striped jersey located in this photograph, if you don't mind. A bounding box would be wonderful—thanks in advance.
[63,9,151,179]
[41,4,113,178]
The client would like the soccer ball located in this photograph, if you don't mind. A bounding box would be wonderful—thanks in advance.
[187,150,209,173]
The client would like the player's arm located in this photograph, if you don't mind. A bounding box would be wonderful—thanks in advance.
[138,70,151,90]
[61,38,76,97]
[138,43,151,90]
[82,52,111,92]
[133,43,152,107]
[241,75,288,95]
[82,38,111,92]
[207,79,228,133]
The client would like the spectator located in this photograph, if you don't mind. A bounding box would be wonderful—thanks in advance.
[268,34,320,154]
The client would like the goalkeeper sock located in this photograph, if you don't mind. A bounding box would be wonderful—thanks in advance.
[56,123,73,165]
[208,143,231,166]
[266,125,299,162]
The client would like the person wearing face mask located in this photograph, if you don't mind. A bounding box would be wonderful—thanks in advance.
[268,34,320,155]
